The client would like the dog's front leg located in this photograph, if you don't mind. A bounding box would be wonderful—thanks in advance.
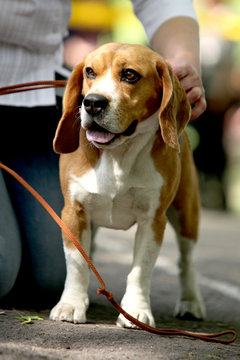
[50,204,91,324]
[117,220,163,328]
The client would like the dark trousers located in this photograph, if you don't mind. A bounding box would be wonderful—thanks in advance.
[0,105,66,307]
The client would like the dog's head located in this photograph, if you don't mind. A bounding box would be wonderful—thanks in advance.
[54,43,190,153]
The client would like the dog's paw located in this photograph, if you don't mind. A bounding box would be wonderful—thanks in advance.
[174,298,206,321]
[116,308,155,329]
[50,301,88,324]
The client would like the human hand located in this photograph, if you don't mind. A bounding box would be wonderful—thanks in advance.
[168,59,207,120]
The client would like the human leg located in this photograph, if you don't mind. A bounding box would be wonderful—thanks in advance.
[1,105,66,297]
[0,170,21,298]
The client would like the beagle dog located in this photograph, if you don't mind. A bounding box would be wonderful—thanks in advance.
[50,43,205,327]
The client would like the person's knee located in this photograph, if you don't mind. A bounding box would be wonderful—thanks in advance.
[0,275,17,299]
[0,236,21,298]
[0,170,22,299]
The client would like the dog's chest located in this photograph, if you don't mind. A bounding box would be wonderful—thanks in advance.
[69,145,163,230]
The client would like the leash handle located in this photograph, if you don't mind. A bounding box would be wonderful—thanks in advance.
[0,80,67,95]
[0,163,238,344]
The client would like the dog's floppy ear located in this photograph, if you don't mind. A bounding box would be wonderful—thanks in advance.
[53,62,84,154]
[156,58,191,152]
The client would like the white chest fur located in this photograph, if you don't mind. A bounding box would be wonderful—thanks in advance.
[70,115,163,229]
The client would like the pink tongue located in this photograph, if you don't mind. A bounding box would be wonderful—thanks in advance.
[86,129,115,144]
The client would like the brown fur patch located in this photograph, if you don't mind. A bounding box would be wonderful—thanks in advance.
[61,200,87,249]
[151,131,199,243]
[59,134,101,198]
[171,133,200,241]
[151,131,181,244]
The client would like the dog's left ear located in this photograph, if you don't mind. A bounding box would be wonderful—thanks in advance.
[54,62,84,154]
[156,58,191,152]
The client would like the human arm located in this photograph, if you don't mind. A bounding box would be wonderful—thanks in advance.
[132,0,206,120]
[152,17,206,120]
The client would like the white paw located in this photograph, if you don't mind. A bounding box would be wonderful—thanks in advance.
[116,308,155,329]
[50,300,89,324]
[174,298,206,320]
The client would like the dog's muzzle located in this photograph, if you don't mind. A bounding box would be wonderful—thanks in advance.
[83,93,138,145]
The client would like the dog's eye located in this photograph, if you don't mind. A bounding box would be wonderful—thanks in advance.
[86,67,97,79]
[120,69,141,84]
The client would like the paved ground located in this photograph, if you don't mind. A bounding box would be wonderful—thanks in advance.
[0,210,240,359]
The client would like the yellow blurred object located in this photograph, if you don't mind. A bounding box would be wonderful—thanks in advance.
[219,14,240,41]
[70,0,130,31]
[69,0,147,45]
[196,5,240,41]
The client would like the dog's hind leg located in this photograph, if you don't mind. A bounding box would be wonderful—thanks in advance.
[166,133,205,320]
[167,194,206,320]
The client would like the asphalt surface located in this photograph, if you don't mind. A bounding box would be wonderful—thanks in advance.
[0,209,240,359]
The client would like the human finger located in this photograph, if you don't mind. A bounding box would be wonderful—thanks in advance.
[168,59,206,119]
[190,95,207,120]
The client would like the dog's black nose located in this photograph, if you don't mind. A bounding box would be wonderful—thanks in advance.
[83,94,108,116]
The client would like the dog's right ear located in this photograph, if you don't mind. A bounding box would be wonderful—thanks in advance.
[53,62,84,154]
[156,58,191,153]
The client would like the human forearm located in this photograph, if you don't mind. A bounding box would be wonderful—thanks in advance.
[152,17,200,73]
[152,17,206,120]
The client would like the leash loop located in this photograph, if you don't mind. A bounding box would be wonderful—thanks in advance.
[97,289,114,301]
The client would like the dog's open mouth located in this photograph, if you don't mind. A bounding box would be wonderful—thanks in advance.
[86,120,138,145]
[86,122,116,144]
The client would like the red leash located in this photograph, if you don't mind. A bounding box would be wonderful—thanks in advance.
[0,80,67,95]
[0,162,237,344]
[0,81,238,343]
